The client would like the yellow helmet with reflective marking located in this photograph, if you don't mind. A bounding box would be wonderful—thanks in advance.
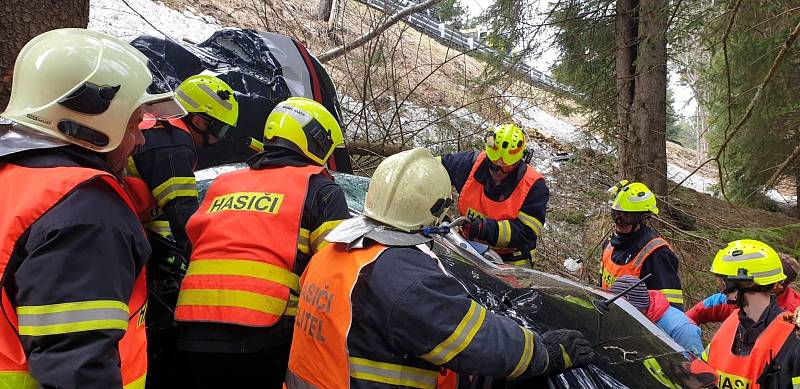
[263,97,343,166]
[175,74,238,140]
[484,124,527,166]
[711,240,786,286]
[608,180,659,215]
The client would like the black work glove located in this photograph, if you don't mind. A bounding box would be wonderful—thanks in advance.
[541,329,596,374]
[464,217,483,240]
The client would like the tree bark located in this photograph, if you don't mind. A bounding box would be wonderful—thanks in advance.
[0,0,90,111]
[630,0,668,196]
[615,0,639,181]
[316,0,335,22]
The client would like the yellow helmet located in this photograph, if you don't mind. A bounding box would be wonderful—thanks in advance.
[1,28,185,152]
[484,124,527,166]
[175,74,238,139]
[608,180,659,215]
[263,97,343,166]
[711,240,786,286]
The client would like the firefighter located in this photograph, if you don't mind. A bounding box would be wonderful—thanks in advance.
[126,73,239,254]
[702,240,800,388]
[441,124,549,268]
[286,147,596,389]
[173,97,350,388]
[688,254,800,325]
[0,28,185,388]
[600,180,685,310]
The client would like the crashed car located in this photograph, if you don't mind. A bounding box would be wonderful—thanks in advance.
[180,165,718,389]
[131,28,352,172]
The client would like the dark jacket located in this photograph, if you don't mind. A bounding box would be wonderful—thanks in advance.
[346,243,551,387]
[177,145,350,353]
[129,121,199,253]
[603,225,684,310]
[2,147,150,389]
[441,151,549,261]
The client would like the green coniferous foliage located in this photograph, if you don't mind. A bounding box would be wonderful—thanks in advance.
[701,2,799,205]
[550,0,617,137]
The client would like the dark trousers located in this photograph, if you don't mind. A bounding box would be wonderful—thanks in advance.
[172,345,290,389]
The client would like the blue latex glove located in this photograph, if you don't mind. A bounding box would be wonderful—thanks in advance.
[702,293,727,308]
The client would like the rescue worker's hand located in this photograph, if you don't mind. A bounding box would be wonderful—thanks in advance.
[541,329,596,374]
[462,218,483,240]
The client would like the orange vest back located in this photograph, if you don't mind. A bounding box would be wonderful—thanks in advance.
[175,164,323,327]
[286,243,388,389]
[600,236,670,289]
[0,164,148,388]
[287,243,444,389]
[457,152,543,255]
[706,310,795,389]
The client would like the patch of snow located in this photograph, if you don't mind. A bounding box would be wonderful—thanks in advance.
[504,96,582,145]
[667,163,716,194]
[89,0,221,43]
[765,189,797,206]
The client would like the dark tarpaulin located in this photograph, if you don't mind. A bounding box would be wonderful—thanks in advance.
[131,29,352,172]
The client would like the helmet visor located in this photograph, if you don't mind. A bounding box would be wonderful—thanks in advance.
[142,97,187,122]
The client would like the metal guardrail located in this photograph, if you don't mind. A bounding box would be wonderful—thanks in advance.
[359,0,568,92]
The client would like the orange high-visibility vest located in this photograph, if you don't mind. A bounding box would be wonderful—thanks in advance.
[0,164,148,388]
[175,165,324,327]
[286,243,441,389]
[457,152,543,255]
[706,309,794,389]
[600,236,670,289]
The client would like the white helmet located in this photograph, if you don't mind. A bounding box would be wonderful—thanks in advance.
[363,147,453,232]
[1,28,186,152]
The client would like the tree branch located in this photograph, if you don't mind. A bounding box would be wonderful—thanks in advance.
[318,0,442,63]
[765,140,800,190]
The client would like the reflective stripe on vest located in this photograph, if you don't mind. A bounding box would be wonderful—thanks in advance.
[287,243,442,389]
[456,152,543,256]
[706,310,795,389]
[0,164,148,388]
[176,165,323,327]
[600,237,670,289]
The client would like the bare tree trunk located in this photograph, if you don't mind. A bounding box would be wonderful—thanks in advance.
[616,0,639,180]
[0,0,90,111]
[630,0,668,196]
[316,0,335,21]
